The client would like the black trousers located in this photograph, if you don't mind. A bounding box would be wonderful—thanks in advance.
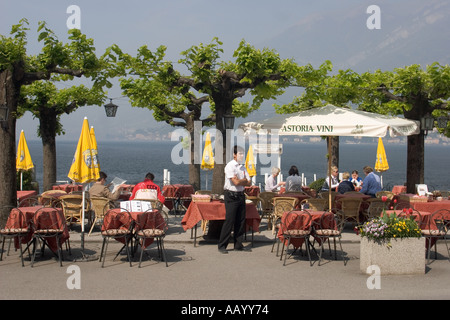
[218,190,246,250]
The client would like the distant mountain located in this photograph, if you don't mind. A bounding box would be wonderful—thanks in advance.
[259,0,450,72]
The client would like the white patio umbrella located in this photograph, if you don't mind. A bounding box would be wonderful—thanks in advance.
[239,104,420,209]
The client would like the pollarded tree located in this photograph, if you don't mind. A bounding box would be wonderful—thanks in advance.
[18,80,106,191]
[108,38,330,193]
[280,63,450,193]
[0,19,110,225]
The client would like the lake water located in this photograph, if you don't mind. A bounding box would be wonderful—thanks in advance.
[25,140,449,192]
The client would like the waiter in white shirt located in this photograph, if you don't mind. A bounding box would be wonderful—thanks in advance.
[218,145,252,254]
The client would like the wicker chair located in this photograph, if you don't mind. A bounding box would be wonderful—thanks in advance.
[301,198,328,211]
[59,194,90,228]
[271,197,299,255]
[258,192,276,228]
[376,191,394,201]
[88,197,116,236]
[336,197,364,225]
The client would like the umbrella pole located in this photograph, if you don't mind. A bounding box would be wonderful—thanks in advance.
[20,171,23,191]
[328,138,332,212]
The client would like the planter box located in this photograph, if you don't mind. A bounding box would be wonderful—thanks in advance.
[360,237,425,275]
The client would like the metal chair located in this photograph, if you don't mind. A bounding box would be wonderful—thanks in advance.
[134,209,168,267]
[0,207,32,267]
[279,210,313,266]
[31,207,68,267]
[99,208,134,268]
[314,211,346,266]
[364,198,386,219]
[421,209,450,264]
[18,196,40,207]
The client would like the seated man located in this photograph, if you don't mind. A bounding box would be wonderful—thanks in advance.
[359,166,382,197]
[89,171,122,200]
[130,172,165,204]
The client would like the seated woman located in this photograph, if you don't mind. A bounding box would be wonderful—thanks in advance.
[284,165,303,192]
[322,166,340,192]
[337,171,355,194]
[265,167,285,192]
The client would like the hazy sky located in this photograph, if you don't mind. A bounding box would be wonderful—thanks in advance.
[2,0,448,141]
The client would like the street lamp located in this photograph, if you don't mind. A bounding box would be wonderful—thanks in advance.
[420,114,434,135]
[104,99,118,117]
[0,104,9,130]
[223,114,235,130]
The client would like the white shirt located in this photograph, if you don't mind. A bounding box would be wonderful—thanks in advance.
[223,159,250,192]
[265,175,278,192]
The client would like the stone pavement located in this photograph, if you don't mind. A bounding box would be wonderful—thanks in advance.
[1,214,450,303]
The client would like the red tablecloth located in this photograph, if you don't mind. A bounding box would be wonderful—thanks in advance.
[102,209,166,248]
[181,200,261,233]
[6,206,69,253]
[162,184,194,210]
[392,185,407,194]
[52,184,83,193]
[17,190,38,207]
[277,210,335,248]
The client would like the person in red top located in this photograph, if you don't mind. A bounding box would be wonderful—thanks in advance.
[129,172,165,203]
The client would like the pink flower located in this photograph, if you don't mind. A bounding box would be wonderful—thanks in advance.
[382,196,388,202]
[393,199,398,204]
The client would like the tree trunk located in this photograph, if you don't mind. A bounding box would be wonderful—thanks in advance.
[188,125,200,191]
[211,96,231,195]
[406,132,425,193]
[330,136,339,169]
[39,108,58,191]
[0,69,19,226]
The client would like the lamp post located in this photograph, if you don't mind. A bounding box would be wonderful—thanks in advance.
[0,104,9,130]
[104,99,119,117]
[223,114,235,130]
[420,114,434,135]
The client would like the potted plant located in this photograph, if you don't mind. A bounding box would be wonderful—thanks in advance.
[358,198,425,275]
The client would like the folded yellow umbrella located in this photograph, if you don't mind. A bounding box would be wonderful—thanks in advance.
[375,137,389,172]
[245,145,257,177]
[201,132,214,170]
[16,130,34,171]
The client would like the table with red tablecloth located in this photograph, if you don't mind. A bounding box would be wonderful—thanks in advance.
[277,210,335,249]
[162,184,194,211]
[411,200,450,212]
[181,200,261,246]
[5,206,69,253]
[52,184,83,193]
[17,190,38,207]
[102,209,166,248]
